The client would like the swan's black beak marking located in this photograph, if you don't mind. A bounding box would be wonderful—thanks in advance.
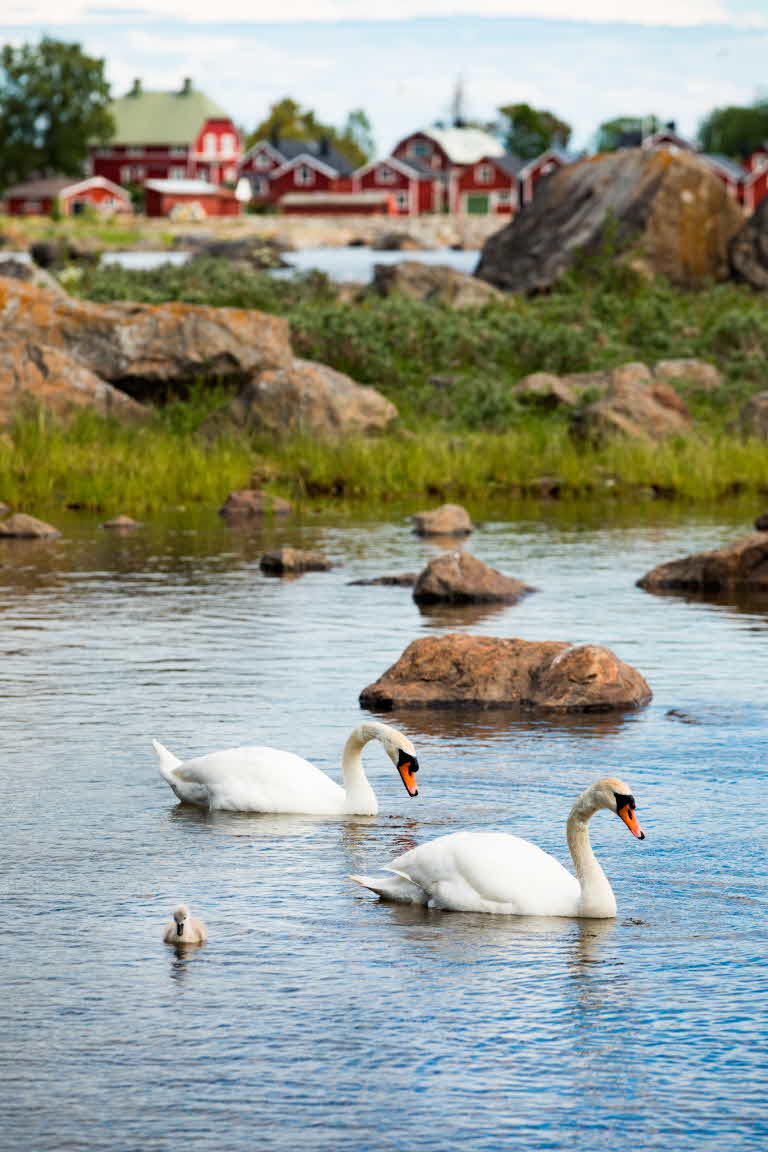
[614,791,645,840]
[397,748,419,797]
[176,921,184,936]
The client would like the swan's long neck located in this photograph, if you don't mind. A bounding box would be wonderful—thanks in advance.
[566,791,617,918]
[341,725,380,815]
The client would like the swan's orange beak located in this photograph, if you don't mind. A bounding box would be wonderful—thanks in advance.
[396,750,419,797]
[618,803,644,839]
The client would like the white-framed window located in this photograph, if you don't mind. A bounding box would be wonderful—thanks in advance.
[120,166,131,183]
[94,147,111,157]
[169,166,186,179]
[376,165,396,184]
[23,200,42,213]
[170,146,187,157]
[220,133,235,157]
[295,164,315,186]
[395,190,409,211]
[250,175,267,196]
[476,164,494,184]
[121,165,144,182]
[203,132,217,157]
[223,166,236,182]
[126,146,142,157]
[753,154,768,173]
[254,151,273,169]
[409,141,431,158]
[497,189,512,202]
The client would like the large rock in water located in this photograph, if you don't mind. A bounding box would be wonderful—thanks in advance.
[476,149,744,292]
[371,261,504,309]
[201,357,397,437]
[360,634,652,712]
[0,277,290,397]
[730,197,768,288]
[412,552,533,604]
[638,533,768,592]
[412,504,473,536]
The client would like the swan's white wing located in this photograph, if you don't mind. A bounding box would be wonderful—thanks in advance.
[389,831,581,915]
[171,746,346,813]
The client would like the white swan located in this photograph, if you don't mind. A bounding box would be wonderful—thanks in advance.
[163,904,208,945]
[350,776,645,917]
[153,721,420,815]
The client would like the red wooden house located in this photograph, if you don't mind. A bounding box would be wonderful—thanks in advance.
[453,154,522,215]
[518,148,572,206]
[4,175,132,217]
[352,157,438,216]
[238,137,353,207]
[391,126,506,213]
[91,78,241,190]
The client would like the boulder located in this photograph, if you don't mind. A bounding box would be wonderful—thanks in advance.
[371,232,424,251]
[0,333,148,429]
[0,513,60,539]
[412,552,534,604]
[412,503,473,537]
[359,633,652,712]
[730,197,768,288]
[755,513,768,531]
[0,255,63,295]
[219,489,292,519]
[735,392,768,439]
[371,261,504,309]
[512,372,579,409]
[571,362,691,441]
[102,514,143,530]
[0,277,291,398]
[176,237,291,268]
[652,358,722,393]
[348,573,418,586]
[476,149,744,293]
[259,548,332,574]
[201,357,397,438]
[638,533,768,592]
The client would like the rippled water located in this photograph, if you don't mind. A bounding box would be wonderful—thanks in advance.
[2,499,767,1151]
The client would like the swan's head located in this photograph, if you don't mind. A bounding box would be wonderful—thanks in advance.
[374,723,419,797]
[173,905,190,933]
[592,776,645,839]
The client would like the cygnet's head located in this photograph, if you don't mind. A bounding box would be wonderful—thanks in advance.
[592,776,645,839]
[173,905,190,934]
[381,727,419,797]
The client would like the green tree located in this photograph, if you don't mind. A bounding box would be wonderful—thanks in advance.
[0,37,113,189]
[247,97,372,168]
[699,101,768,159]
[596,115,659,152]
[497,103,571,160]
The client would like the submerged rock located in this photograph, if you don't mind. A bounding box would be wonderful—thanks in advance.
[0,513,60,539]
[638,533,768,592]
[259,548,332,574]
[219,489,292,519]
[348,573,418,586]
[102,514,143,530]
[412,503,473,537]
[360,633,652,712]
[412,552,534,604]
[476,149,743,293]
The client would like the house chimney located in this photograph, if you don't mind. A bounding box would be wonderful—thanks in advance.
[129,78,141,97]
[180,77,192,96]
[319,136,330,157]
[666,120,676,132]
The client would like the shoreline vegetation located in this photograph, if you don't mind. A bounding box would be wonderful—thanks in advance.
[3,242,768,514]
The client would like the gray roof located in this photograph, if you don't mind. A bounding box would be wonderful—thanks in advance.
[268,137,353,176]
[4,176,75,198]
[495,153,524,177]
[701,153,746,181]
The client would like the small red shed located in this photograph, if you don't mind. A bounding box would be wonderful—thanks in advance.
[352,157,438,216]
[143,178,240,218]
[4,175,132,217]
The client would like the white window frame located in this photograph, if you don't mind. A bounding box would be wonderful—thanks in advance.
[169,146,187,157]
[295,164,315,186]
[376,165,396,184]
[220,133,235,158]
[395,190,409,211]
[203,132,217,157]
[126,146,143,157]
[409,141,431,158]
[169,166,186,179]
[254,151,273,169]
[476,164,494,184]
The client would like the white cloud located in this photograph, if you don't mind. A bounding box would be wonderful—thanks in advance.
[0,0,746,26]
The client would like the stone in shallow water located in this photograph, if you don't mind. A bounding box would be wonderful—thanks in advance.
[102,514,143,530]
[348,573,418,586]
[637,533,768,592]
[412,503,473,537]
[412,552,534,604]
[0,513,60,539]
[360,633,652,712]
[259,548,333,574]
[219,489,292,519]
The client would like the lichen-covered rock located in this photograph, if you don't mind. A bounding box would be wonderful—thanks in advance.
[572,362,691,441]
[735,392,768,439]
[359,633,652,712]
[0,333,148,429]
[202,357,397,438]
[653,359,722,392]
[638,533,768,592]
[476,149,744,292]
[259,548,332,574]
[219,489,291,519]
[730,197,768,288]
[0,513,60,539]
[412,552,533,604]
[371,261,504,309]
[512,372,579,409]
[412,503,473,537]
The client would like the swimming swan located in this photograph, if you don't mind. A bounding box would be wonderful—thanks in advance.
[163,904,208,944]
[350,776,644,917]
[153,721,420,815]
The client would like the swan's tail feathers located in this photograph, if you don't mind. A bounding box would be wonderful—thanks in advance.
[349,870,428,905]
[153,740,182,784]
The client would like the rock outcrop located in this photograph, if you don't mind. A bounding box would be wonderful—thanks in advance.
[653,358,722,392]
[202,358,397,438]
[735,392,768,439]
[219,489,292,519]
[730,197,768,288]
[571,362,691,441]
[476,149,744,292]
[359,634,652,712]
[259,548,332,574]
[412,552,533,604]
[638,533,768,593]
[0,513,60,539]
[412,504,473,536]
[371,261,504,309]
[172,236,291,268]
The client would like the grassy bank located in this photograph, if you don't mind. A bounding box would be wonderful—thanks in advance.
[2,254,768,513]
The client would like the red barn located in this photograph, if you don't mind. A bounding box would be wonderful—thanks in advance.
[144,178,240,218]
[454,154,522,214]
[518,148,572,206]
[352,157,438,215]
[91,78,241,189]
[4,175,132,217]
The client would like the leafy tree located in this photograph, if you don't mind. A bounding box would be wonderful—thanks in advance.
[596,115,659,153]
[496,103,571,160]
[699,101,768,159]
[0,37,113,189]
[247,97,373,168]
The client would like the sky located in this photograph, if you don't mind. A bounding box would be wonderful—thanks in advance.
[1,0,767,153]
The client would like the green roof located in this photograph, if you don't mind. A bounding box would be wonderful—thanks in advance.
[109,86,231,146]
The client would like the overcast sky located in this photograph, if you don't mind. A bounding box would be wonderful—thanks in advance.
[1,0,766,152]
